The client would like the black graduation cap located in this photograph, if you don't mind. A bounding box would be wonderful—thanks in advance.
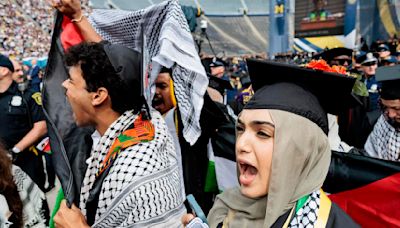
[103,42,142,97]
[207,73,233,91]
[245,59,357,134]
[313,47,352,62]
[103,42,151,118]
[376,65,400,99]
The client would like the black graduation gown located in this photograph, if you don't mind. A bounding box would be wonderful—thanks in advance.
[178,92,232,214]
[272,202,360,228]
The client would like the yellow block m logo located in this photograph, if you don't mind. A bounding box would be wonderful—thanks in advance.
[275,4,284,14]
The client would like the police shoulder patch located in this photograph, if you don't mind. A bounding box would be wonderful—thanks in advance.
[31,92,42,106]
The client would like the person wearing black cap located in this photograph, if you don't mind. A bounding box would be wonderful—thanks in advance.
[209,60,233,104]
[52,0,220,222]
[315,47,353,68]
[380,55,398,66]
[376,43,391,63]
[207,71,233,102]
[336,53,381,149]
[0,54,48,190]
[183,60,359,227]
[359,52,380,112]
[364,65,400,161]
[209,60,226,79]
[53,42,185,227]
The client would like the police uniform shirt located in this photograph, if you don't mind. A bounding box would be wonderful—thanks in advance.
[363,75,381,111]
[0,82,45,149]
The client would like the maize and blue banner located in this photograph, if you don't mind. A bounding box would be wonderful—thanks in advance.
[360,0,400,43]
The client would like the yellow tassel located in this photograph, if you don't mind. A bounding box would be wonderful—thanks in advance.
[29,145,39,156]
[170,78,177,108]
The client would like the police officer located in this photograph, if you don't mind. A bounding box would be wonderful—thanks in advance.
[359,52,380,112]
[338,52,382,149]
[0,54,47,189]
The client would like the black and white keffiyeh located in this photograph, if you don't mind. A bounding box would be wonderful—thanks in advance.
[80,110,185,227]
[186,190,322,228]
[88,0,208,145]
[365,115,400,161]
[289,190,320,228]
[12,166,48,228]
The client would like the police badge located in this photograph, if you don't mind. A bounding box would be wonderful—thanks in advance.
[10,96,22,106]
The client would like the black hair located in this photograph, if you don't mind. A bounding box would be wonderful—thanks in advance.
[65,42,141,114]
[160,66,172,75]
[0,141,23,228]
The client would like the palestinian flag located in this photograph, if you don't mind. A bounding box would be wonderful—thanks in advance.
[329,173,400,227]
[42,12,89,206]
[324,151,400,227]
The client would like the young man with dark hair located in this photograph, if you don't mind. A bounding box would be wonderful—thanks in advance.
[54,42,185,227]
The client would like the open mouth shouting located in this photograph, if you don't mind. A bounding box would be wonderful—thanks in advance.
[152,96,163,107]
[238,159,258,186]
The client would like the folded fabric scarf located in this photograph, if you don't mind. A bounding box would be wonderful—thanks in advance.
[96,114,155,177]
[88,0,208,146]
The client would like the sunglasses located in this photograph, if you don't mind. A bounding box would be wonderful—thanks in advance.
[333,59,351,65]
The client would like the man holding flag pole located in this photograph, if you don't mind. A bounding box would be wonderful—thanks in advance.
[45,0,209,227]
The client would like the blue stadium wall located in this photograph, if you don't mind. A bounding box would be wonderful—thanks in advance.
[360,0,400,44]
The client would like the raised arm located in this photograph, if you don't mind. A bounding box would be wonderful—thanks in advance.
[51,0,102,42]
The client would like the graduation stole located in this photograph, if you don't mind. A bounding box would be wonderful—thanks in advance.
[96,114,155,177]
[282,189,331,228]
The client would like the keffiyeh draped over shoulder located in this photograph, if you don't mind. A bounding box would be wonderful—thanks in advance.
[365,115,400,161]
[88,0,208,145]
[80,110,186,227]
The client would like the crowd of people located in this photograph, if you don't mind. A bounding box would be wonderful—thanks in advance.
[15,0,54,34]
[0,1,50,59]
[0,0,91,59]
[0,0,399,227]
